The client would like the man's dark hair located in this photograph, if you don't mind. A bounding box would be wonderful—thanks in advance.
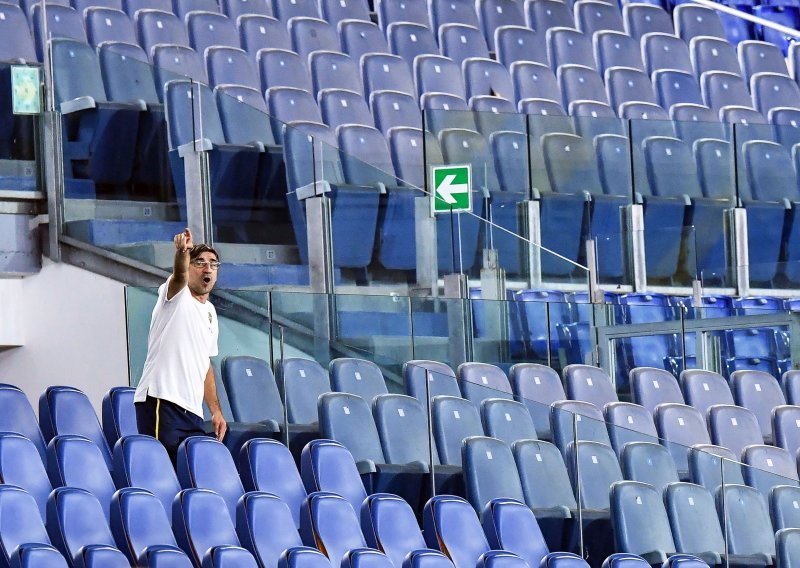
[189,244,220,262]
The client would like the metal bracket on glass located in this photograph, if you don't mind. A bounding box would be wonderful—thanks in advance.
[180,141,213,247]
[415,196,438,295]
[524,200,542,289]
[625,203,647,293]
[444,273,470,367]
[730,207,750,297]
[305,195,334,295]
[43,111,65,261]
[295,180,331,201]
[585,238,603,303]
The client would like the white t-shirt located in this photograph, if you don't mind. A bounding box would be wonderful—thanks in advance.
[134,277,219,418]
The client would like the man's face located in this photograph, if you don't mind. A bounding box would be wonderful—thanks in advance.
[188,251,219,297]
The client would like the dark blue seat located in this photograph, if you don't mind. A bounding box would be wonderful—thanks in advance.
[688,444,744,493]
[509,363,565,441]
[463,437,525,513]
[236,492,303,568]
[289,17,339,62]
[548,28,595,72]
[414,55,466,101]
[330,358,388,403]
[605,403,659,457]
[496,26,546,68]
[606,67,657,114]
[690,36,740,79]
[752,73,800,118]
[653,70,703,111]
[377,0,428,29]
[773,404,800,458]
[101,387,136,451]
[374,394,440,467]
[783,370,800,405]
[481,498,553,568]
[404,360,460,403]
[0,433,52,521]
[621,442,679,495]
[742,445,799,501]
[558,65,609,112]
[258,48,312,96]
[86,7,136,46]
[387,22,439,70]
[566,441,623,513]
[122,0,172,17]
[610,481,676,565]
[731,370,785,443]
[136,9,190,57]
[510,62,559,105]
[740,40,790,80]
[664,482,731,567]
[310,51,362,97]
[0,485,54,568]
[173,488,244,568]
[31,5,87,61]
[318,0,369,25]
[432,396,484,467]
[340,20,389,65]
[655,403,712,479]
[176,436,244,523]
[273,0,319,20]
[550,400,611,458]
[540,554,591,568]
[403,550,457,568]
[563,364,618,409]
[642,33,694,77]
[716,484,776,565]
[777,529,800,568]
[299,492,366,568]
[480,399,537,446]
[112,434,181,523]
[458,363,513,409]
[623,4,673,41]
[594,32,645,77]
[361,493,427,568]
[361,53,415,101]
[753,1,800,54]
[525,0,573,31]
[187,11,238,56]
[575,0,624,36]
[222,0,272,19]
[173,0,219,18]
[46,487,121,568]
[675,5,727,41]
[771,485,800,530]
[464,58,514,104]
[422,495,493,568]
[438,24,489,69]
[207,47,259,90]
[277,358,330,426]
[8,544,69,568]
[681,369,733,416]
[629,367,685,415]
[707,404,764,458]
[239,15,291,55]
[46,435,116,522]
[109,487,183,566]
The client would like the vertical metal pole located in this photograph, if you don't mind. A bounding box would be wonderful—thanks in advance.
[586,238,600,303]
[425,369,437,499]
[280,326,289,447]
[720,455,730,568]
[545,302,552,368]
[525,200,542,289]
[573,413,584,559]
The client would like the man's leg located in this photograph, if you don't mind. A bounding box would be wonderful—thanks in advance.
[134,396,158,437]
[153,399,206,467]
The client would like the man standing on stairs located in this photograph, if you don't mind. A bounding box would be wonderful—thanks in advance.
[134,227,227,465]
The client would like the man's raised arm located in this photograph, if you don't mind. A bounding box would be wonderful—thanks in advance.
[167,228,193,300]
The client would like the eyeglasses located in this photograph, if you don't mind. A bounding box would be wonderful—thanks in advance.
[190,259,221,270]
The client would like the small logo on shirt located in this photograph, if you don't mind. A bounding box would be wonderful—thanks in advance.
[208,312,212,324]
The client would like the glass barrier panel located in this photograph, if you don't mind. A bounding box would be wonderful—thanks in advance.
[0,61,38,193]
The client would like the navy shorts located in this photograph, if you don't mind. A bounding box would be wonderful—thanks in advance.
[135,395,205,466]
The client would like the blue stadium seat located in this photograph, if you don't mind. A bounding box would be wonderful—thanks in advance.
[463,58,514,104]
[716,484,776,565]
[414,55,466,101]
[752,72,800,118]
[31,5,87,61]
[187,11,238,57]
[566,441,623,512]
[688,444,744,493]
[8,544,69,568]
[674,5,727,42]
[0,433,52,521]
[219,355,286,431]
[404,360,460,403]
[330,358,388,403]
[642,33,694,77]
[207,46,259,90]
[664,482,729,567]
[605,403,659,457]
[526,0,573,31]
[548,28,595,72]
[476,0,524,51]
[362,53,415,100]
[341,549,393,568]
[277,358,330,426]
[173,488,243,568]
[340,20,389,66]
[629,367,685,415]
[783,370,800,405]
[509,363,565,441]
[564,364,618,409]
[623,4,673,42]
[690,36,741,78]
[739,40,789,81]
[496,26,547,68]
[463,436,525,513]
[701,71,753,116]
[0,1,36,62]
[481,498,553,568]
[429,0,481,32]
[377,0,428,29]
[122,0,172,17]
[730,370,785,443]
[0,485,54,568]
[85,7,136,46]
[173,0,218,18]
[100,387,136,451]
[373,394,440,466]
[176,436,244,524]
[540,554,591,568]
[319,0,369,25]
[239,15,291,55]
[777,529,800,568]
[621,441,679,495]
[258,49,312,93]
[510,62,559,105]
[743,444,799,502]
[273,0,318,20]
[422,495,497,568]
[432,395,484,466]
[593,31,644,77]
[681,369,733,416]
[222,0,272,19]
[458,363,513,409]
[438,23,489,68]
[110,487,183,566]
[136,9,190,57]
[113,434,181,523]
[319,88,374,130]
[773,405,800,458]
[575,0,624,36]
[299,492,366,568]
[289,17,338,61]
[771,485,800,530]
[201,546,258,568]
[655,403,712,479]
[360,493,427,568]
[238,438,306,528]
[277,548,332,568]
[558,65,608,111]
[551,400,611,458]
[371,90,420,136]
[708,404,764,457]
[610,481,676,565]
[46,435,115,522]
[480,399,537,447]
[653,70,703,111]
[235,492,303,568]
[300,439,367,524]
[46,487,121,568]
[387,22,439,70]
[310,51,362,97]
[419,93,471,135]
[513,439,577,549]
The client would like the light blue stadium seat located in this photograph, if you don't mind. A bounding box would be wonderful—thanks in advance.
[743,444,799,502]
[341,549,393,568]
[0,433,52,521]
[0,485,54,568]
[509,363,565,441]
[463,436,525,513]
[173,488,243,568]
[374,394,440,466]
[464,58,515,104]
[576,0,624,36]
[731,370,785,443]
[621,441,679,494]
[319,0,369,25]
[222,0,272,19]
[239,15,291,55]
[606,67,658,115]
[664,482,730,567]
[476,0,524,51]
[431,395,483,467]
[404,360,460,403]
[273,0,319,20]
[688,443,743,493]
[207,46,259,90]
[360,493,427,568]
[771,485,800,530]
[681,369,733,416]
[414,55,466,101]
[289,17,339,61]
[773,405,800,458]
[340,20,389,66]
[739,40,789,81]
[548,28,595,72]
[558,65,608,111]
[362,53,415,100]
[86,7,136,46]
[690,36,740,80]
[136,9,190,57]
[496,26,547,68]
[480,399,537,447]
[277,358,330,426]
[300,492,366,568]
[201,546,258,568]
[310,51,362,97]
[110,487,183,566]
[481,498,554,568]
[606,403,659,456]
[526,0,574,31]
[438,23,489,69]
[122,0,172,17]
[32,5,86,61]
[387,22,439,70]
[277,548,332,568]
[708,404,764,458]
[623,4,674,41]
[429,0,481,31]
[642,33,694,77]
[629,367,684,415]
[564,364,618,409]
[594,32,645,77]
[458,363,513,409]
[716,484,776,565]
[187,11,238,58]
[370,91,421,137]
[403,550,456,568]
[655,403,711,479]
[330,358,388,403]
[376,0,428,30]
[653,70,704,111]
[566,441,623,512]
[235,492,303,568]
[551,400,611,458]
[701,71,753,116]
[675,5,727,41]
[783,370,800,405]
[776,528,800,568]
[112,434,181,523]
[173,0,219,18]
[510,62,559,105]
[220,355,286,431]
[258,48,312,94]
[610,481,676,565]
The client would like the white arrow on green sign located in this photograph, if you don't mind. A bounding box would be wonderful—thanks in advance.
[431,164,472,215]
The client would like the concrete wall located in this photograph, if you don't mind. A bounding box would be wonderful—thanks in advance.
[0,258,128,412]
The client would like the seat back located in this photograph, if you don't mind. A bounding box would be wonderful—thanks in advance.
[8,544,69,568]
[0,485,51,566]
[221,356,285,425]
[173,489,241,566]
[404,360,459,402]
[774,405,800,457]
[273,0,318,20]
[480,399,537,446]
[362,53,415,100]
[605,402,659,456]
[664,482,725,558]
[655,404,712,477]
[457,363,513,409]
[642,33,694,77]
[277,358,330,426]
[113,434,181,523]
[564,365,618,409]
[422,496,490,568]
[567,441,623,511]
[289,17,338,61]
[187,11,239,56]
[236,492,303,568]
[278,548,333,568]
[361,493,427,568]
[87,7,137,46]
[731,370,785,441]
[675,5,727,41]
[594,31,643,77]
[310,51,362,97]
[319,392,385,464]
[0,2,37,63]
[621,442,679,495]
[771,485,800,530]
[374,394,439,466]
[742,445,799,501]
[388,22,439,69]
[439,23,489,68]
[513,440,577,511]
[707,405,764,459]
[101,387,137,451]
[300,439,368,519]
[610,481,676,562]
[432,396,484,466]
[551,400,611,457]
[497,26,546,67]
[481,498,549,568]
[207,46,259,90]
[300,492,366,568]
[509,363,565,441]
[623,4,673,41]
[547,28,595,71]
[688,444,744,493]
[329,359,388,403]
[110,487,178,564]
[717,484,776,558]
[165,80,225,149]
[47,487,117,564]
[463,437,525,512]
[680,370,734,416]
[136,9,189,56]
[240,16,291,56]
[464,58,514,103]
[629,367,684,414]
[0,433,52,521]
[777,529,800,568]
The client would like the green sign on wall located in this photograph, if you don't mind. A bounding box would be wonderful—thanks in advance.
[431,164,472,215]
[11,66,41,115]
